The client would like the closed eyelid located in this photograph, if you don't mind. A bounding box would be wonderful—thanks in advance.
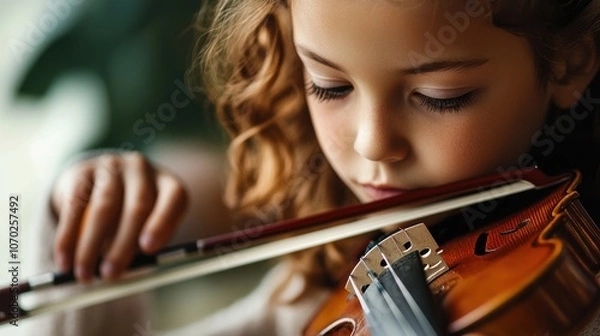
[417,88,475,98]
[308,78,352,89]
[304,70,351,87]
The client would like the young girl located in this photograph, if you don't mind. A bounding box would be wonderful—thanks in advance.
[47,0,600,334]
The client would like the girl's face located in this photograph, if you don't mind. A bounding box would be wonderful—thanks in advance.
[291,0,560,202]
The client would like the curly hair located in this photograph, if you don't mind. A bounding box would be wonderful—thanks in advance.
[193,0,600,290]
[492,0,600,84]
[192,0,359,288]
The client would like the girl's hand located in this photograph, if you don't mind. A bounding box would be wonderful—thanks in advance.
[50,151,188,283]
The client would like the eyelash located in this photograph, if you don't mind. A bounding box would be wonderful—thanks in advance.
[415,92,476,113]
[306,82,353,102]
[306,81,476,113]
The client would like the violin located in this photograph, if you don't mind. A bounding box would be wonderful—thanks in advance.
[0,168,598,335]
[305,170,600,336]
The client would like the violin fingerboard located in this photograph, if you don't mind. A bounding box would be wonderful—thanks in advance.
[346,223,448,295]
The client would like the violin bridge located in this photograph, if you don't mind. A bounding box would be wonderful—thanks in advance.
[345,223,448,295]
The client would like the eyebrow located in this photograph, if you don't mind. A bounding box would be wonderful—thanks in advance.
[295,45,489,75]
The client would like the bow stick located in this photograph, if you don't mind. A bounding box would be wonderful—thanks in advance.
[0,168,570,325]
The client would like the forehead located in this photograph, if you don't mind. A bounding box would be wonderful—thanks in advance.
[290,0,495,67]
[289,0,491,23]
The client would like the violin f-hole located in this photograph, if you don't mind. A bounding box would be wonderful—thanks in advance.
[500,219,530,235]
[474,232,496,256]
[474,219,531,256]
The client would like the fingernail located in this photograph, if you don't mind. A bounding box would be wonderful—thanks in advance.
[101,262,116,279]
[140,235,156,251]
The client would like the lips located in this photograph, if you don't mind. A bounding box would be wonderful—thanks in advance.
[360,184,409,201]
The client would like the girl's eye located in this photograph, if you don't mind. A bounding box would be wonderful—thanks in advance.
[306,81,353,102]
[415,91,476,113]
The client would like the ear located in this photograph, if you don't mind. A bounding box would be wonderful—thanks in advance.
[549,37,599,109]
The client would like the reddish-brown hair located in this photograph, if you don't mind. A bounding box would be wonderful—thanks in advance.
[193,0,600,289]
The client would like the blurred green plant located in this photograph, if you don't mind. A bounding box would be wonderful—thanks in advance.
[16,0,225,150]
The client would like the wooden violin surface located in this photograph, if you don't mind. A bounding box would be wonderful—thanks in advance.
[306,171,600,336]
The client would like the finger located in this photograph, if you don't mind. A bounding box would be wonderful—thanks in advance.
[74,156,124,283]
[53,165,95,273]
[139,172,188,254]
[101,153,156,281]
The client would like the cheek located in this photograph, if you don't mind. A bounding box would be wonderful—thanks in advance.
[425,109,546,180]
[417,128,495,179]
[308,102,355,160]
[477,89,550,166]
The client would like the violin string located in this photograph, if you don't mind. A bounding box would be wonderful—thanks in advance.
[2,177,555,324]
[361,259,415,335]
[348,272,371,315]
[388,232,441,334]
[376,245,437,336]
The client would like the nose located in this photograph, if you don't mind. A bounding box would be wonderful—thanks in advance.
[353,102,410,163]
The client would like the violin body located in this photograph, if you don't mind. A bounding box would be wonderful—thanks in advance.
[306,171,600,335]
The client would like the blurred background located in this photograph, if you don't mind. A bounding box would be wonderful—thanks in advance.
[0,0,270,334]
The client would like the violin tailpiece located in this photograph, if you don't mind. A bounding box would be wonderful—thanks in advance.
[359,251,443,336]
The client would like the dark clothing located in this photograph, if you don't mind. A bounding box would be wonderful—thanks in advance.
[534,73,600,223]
